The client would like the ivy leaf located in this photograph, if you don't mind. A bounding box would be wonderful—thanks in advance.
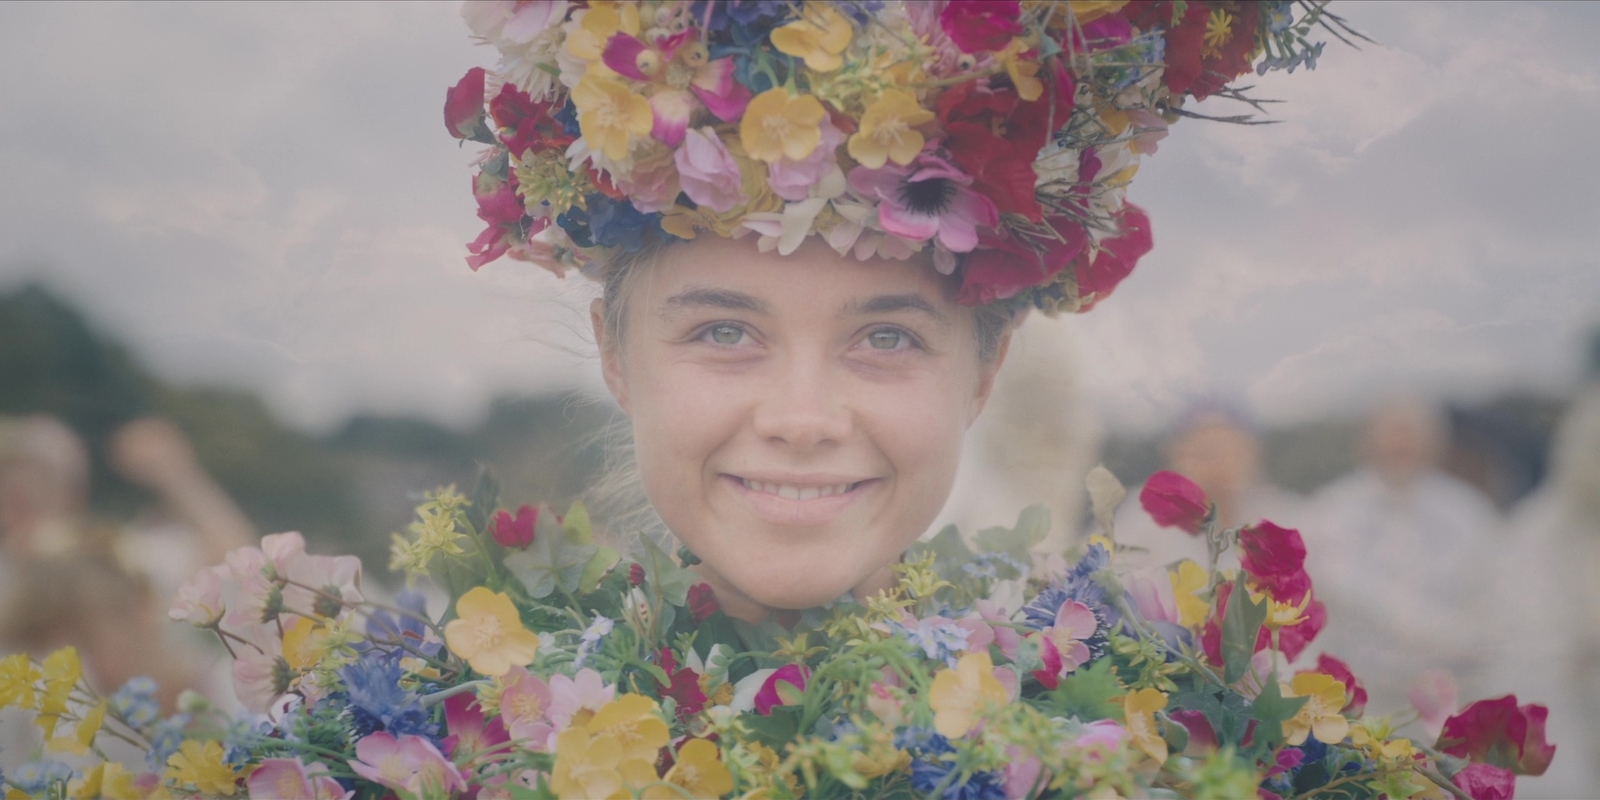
[637,537,694,607]
[504,511,597,599]
[1047,658,1126,721]
[1221,572,1268,684]
[972,504,1050,563]
[741,706,803,749]
[1171,687,1252,747]
[907,524,975,583]
[1248,675,1307,751]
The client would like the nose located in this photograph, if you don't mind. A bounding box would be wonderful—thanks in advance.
[750,351,852,451]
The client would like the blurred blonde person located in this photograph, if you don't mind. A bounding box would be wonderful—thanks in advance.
[1112,405,1304,571]
[1304,397,1502,713]
[1496,390,1600,798]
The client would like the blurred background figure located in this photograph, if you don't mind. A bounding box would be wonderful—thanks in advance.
[0,415,91,568]
[1496,333,1600,798]
[934,320,1098,554]
[1109,403,1304,570]
[1304,396,1503,710]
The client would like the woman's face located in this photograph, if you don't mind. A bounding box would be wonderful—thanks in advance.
[596,236,1006,619]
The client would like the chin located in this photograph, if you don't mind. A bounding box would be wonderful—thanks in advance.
[721,556,869,610]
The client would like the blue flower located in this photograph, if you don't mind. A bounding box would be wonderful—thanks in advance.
[586,194,661,252]
[361,590,438,657]
[895,726,954,755]
[12,761,76,795]
[1022,544,1110,630]
[689,0,786,34]
[339,652,437,738]
[900,729,1006,800]
[554,100,581,139]
[145,714,190,770]
[1264,1,1294,34]
[110,676,161,729]
[887,616,972,667]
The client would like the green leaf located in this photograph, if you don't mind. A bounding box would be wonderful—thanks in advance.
[972,504,1050,562]
[465,468,500,537]
[504,511,597,599]
[637,537,694,607]
[577,545,620,596]
[741,706,803,749]
[1171,688,1252,747]
[1047,658,1126,721]
[561,501,593,544]
[1221,573,1268,684]
[907,524,975,583]
[1248,676,1307,751]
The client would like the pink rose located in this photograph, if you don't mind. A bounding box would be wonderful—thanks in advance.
[768,115,845,201]
[675,127,746,214]
[1139,470,1210,535]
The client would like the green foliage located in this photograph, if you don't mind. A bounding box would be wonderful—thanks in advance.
[636,536,695,607]
[1247,677,1308,754]
[1221,572,1268,683]
[504,510,597,599]
[1046,658,1126,721]
[971,504,1050,565]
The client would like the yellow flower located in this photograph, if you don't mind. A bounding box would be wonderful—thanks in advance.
[740,88,827,164]
[564,1,641,67]
[770,2,854,72]
[847,89,935,169]
[47,700,105,756]
[1064,1,1130,24]
[647,738,734,799]
[928,651,1009,739]
[1123,687,1169,764]
[282,617,333,671]
[1170,560,1209,628]
[70,761,142,800]
[587,693,671,764]
[166,740,240,796]
[550,727,657,800]
[445,587,541,677]
[0,653,42,710]
[1283,673,1351,746]
[1263,592,1312,630]
[571,73,654,161]
[1202,8,1236,59]
[995,39,1044,102]
[36,647,81,739]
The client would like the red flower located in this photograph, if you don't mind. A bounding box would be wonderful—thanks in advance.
[940,0,1023,53]
[957,215,1089,306]
[1075,203,1154,309]
[1122,1,1260,101]
[465,171,531,271]
[1139,470,1210,535]
[490,504,538,549]
[628,563,645,586]
[1169,709,1217,754]
[1237,521,1309,600]
[1300,654,1367,716]
[937,81,1056,222]
[1452,763,1516,800]
[490,83,576,158]
[755,665,809,716]
[656,648,707,721]
[687,583,720,623]
[445,67,491,141]
[1439,696,1557,777]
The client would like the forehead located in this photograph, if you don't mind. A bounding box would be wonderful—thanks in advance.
[628,236,964,318]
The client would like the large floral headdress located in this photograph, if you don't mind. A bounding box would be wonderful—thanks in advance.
[448,0,1351,314]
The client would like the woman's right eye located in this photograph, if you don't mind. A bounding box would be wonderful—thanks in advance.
[702,324,747,346]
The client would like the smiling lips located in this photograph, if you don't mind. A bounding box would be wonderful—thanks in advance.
[724,474,876,526]
[737,478,861,500]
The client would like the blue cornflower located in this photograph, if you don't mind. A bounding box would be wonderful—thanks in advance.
[895,726,954,755]
[888,616,972,667]
[339,652,437,738]
[12,761,77,795]
[962,560,998,580]
[111,676,162,728]
[553,100,581,139]
[689,0,786,34]
[901,731,1006,800]
[146,714,190,770]
[1022,544,1110,630]
[587,195,661,252]
[361,590,438,657]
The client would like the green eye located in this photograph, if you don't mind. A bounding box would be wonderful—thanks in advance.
[709,325,744,345]
[867,329,904,350]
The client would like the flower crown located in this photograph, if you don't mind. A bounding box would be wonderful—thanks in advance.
[448,0,1348,314]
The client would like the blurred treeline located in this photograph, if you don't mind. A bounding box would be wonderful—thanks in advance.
[0,284,616,582]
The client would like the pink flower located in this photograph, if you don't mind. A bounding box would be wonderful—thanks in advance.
[767,115,845,201]
[687,583,720,623]
[1139,470,1210,535]
[547,668,615,730]
[466,171,535,271]
[491,504,538,549]
[1075,719,1129,760]
[170,564,228,627]
[282,552,364,621]
[675,127,746,214]
[349,732,467,797]
[500,668,556,749]
[1409,669,1459,740]
[602,30,750,146]
[1439,695,1557,777]
[614,145,681,214]
[445,67,487,140]
[1169,709,1218,755]
[462,1,568,44]
[974,599,1021,659]
[246,758,351,800]
[755,664,809,716]
[1125,569,1180,625]
[231,624,288,713]
[1237,521,1310,602]
[1453,763,1516,800]
[849,153,998,254]
[1044,600,1098,673]
[939,0,1022,53]
[443,692,510,761]
[1003,746,1044,798]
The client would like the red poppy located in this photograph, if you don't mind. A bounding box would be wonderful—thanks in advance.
[938,81,1058,222]
[957,215,1089,306]
[490,83,576,158]
[1122,1,1260,101]
[1139,470,1210,535]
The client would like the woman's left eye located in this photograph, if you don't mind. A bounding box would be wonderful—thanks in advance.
[863,328,914,351]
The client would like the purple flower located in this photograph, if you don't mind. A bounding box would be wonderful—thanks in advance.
[848,152,998,255]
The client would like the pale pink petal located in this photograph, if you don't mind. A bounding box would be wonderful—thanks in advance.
[1054,601,1099,641]
[501,0,568,43]
[650,90,693,147]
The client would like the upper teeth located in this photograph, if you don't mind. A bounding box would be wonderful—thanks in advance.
[740,479,857,500]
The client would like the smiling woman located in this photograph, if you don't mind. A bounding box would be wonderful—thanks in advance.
[590,235,1012,620]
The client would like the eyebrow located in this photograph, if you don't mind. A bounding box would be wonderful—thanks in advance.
[846,293,951,326]
[662,287,770,315]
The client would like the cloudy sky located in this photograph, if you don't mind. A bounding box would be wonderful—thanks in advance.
[2,1,1597,433]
